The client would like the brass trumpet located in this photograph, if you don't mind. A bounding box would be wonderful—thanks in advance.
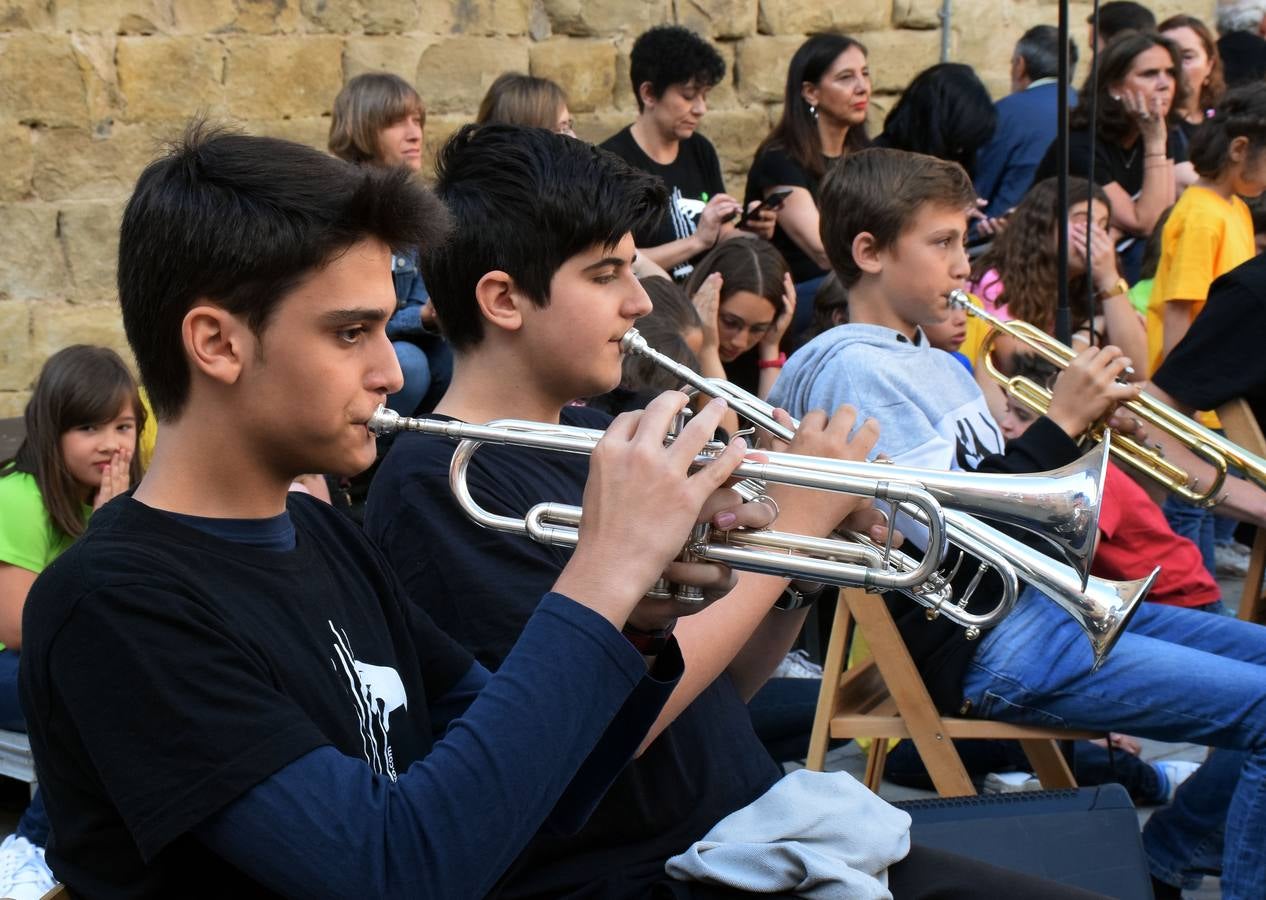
[619,328,1153,668]
[946,289,1262,507]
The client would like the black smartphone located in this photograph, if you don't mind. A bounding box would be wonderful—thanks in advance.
[740,189,794,226]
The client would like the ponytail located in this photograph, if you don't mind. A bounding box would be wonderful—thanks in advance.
[1190,83,1266,178]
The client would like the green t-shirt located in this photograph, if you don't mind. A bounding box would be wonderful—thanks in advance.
[0,470,89,651]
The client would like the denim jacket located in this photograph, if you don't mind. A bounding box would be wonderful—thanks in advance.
[389,248,430,339]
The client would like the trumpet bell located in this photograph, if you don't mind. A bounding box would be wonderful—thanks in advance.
[1070,565,1155,672]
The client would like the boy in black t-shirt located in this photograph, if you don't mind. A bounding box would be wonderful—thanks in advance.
[17,126,758,899]
[601,25,773,280]
[365,126,1109,900]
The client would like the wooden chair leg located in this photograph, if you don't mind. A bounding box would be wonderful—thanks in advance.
[1019,738,1078,789]
[864,739,890,792]
[1241,529,1266,625]
[845,591,976,797]
[806,592,854,771]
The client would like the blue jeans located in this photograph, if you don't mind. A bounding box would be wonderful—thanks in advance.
[0,650,50,847]
[1162,495,1216,579]
[961,588,1266,898]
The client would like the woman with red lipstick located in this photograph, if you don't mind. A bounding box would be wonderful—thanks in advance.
[0,345,143,898]
[684,237,794,404]
[329,74,450,416]
[746,33,872,345]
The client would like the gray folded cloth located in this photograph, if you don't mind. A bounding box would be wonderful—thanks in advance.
[665,769,911,899]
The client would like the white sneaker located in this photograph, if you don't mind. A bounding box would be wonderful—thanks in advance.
[1215,542,1250,577]
[772,649,824,679]
[1155,759,1202,804]
[983,771,1041,793]
[0,833,56,900]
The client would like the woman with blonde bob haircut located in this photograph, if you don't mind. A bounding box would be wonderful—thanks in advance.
[475,72,575,137]
[329,72,426,171]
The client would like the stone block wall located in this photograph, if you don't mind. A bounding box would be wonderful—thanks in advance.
[0,0,1211,414]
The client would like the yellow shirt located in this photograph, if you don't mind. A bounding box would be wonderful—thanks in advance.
[1147,186,1254,427]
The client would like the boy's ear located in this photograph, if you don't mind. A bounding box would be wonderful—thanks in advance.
[851,231,884,276]
[182,303,251,388]
[474,270,526,336]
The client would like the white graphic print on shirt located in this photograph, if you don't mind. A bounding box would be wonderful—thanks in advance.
[329,621,408,782]
[669,189,706,279]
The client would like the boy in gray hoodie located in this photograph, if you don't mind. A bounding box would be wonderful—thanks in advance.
[770,146,1266,900]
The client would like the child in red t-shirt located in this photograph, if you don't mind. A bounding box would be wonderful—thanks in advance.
[998,355,1226,614]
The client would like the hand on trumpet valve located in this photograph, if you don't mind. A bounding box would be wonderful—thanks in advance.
[1046,344,1142,440]
[553,392,748,632]
[763,405,883,538]
[1105,407,1150,445]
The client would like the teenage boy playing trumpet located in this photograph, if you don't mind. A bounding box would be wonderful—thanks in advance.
[17,126,762,898]
[366,124,1104,900]
[770,146,1266,900]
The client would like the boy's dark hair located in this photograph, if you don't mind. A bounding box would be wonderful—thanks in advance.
[640,275,702,335]
[755,33,871,181]
[422,124,668,352]
[628,25,726,112]
[804,271,850,345]
[1189,82,1266,177]
[819,147,976,288]
[118,124,449,421]
[879,63,997,178]
[1011,352,1060,393]
[1071,31,1187,142]
[1093,1,1157,41]
[1015,25,1080,83]
[2,346,146,538]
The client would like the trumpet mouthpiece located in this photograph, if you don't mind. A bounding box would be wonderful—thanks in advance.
[947,289,970,310]
[367,405,401,436]
[619,328,646,355]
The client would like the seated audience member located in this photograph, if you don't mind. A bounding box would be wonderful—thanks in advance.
[745,33,871,333]
[1091,1,1157,52]
[17,126,760,897]
[1034,32,1191,281]
[329,72,451,416]
[802,271,850,344]
[1217,0,1266,87]
[683,237,794,400]
[476,71,575,136]
[874,63,997,181]
[768,146,1266,900]
[1160,15,1226,141]
[601,25,773,280]
[1126,205,1173,316]
[0,346,143,900]
[970,176,1148,382]
[923,295,972,373]
[365,124,1097,900]
[1146,84,1266,577]
[974,26,1080,220]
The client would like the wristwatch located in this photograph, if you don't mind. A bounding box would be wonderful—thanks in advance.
[774,582,828,611]
[1098,277,1130,300]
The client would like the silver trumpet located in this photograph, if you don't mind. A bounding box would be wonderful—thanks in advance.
[619,328,1155,668]
[369,407,951,595]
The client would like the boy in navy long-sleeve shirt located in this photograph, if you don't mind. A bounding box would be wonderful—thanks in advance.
[18,126,755,899]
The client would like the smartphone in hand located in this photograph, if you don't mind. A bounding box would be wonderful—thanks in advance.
[740,189,793,227]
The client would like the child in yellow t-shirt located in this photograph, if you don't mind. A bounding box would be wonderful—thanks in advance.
[1148,85,1266,372]
[1146,84,1266,577]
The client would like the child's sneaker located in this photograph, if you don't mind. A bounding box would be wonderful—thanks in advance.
[0,833,56,900]
[772,649,824,679]
[1154,758,1202,804]
[1215,542,1251,577]
[983,771,1041,794]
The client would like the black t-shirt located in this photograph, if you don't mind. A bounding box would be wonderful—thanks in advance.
[1033,126,1188,197]
[19,494,472,899]
[1153,252,1266,427]
[365,406,782,899]
[744,145,832,284]
[600,126,727,281]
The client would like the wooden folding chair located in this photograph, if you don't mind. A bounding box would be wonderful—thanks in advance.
[1216,398,1266,625]
[806,588,1100,797]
